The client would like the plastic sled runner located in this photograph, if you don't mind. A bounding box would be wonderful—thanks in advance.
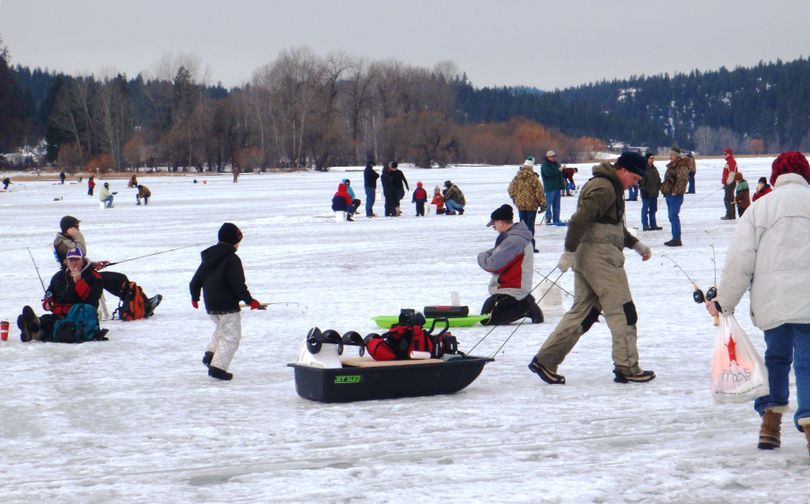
[288,327,492,403]
[371,314,489,329]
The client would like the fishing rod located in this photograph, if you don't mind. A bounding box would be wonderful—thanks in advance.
[466,266,560,355]
[107,242,209,267]
[662,252,719,325]
[26,247,47,292]
[239,301,303,311]
[489,269,566,359]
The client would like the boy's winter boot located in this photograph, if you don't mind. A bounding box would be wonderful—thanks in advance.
[208,366,233,381]
[613,369,656,383]
[145,294,163,317]
[758,410,782,450]
[202,351,214,368]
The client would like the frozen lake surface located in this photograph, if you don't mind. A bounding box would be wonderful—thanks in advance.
[2,157,807,503]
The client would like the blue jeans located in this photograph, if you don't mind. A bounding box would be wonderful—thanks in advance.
[365,187,375,216]
[687,172,695,193]
[544,191,561,224]
[518,209,538,249]
[665,194,683,240]
[102,196,113,208]
[754,323,810,431]
[641,196,658,229]
[445,199,464,213]
[627,184,638,200]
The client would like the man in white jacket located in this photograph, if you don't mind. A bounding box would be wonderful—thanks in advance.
[707,151,810,455]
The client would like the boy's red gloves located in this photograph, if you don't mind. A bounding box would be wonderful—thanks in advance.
[191,300,199,309]
[249,299,262,310]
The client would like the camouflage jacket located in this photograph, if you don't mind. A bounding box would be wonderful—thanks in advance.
[508,166,547,210]
[660,158,690,196]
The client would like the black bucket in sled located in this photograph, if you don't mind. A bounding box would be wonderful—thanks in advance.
[288,355,492,403]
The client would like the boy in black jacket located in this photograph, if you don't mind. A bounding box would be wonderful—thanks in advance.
[190,223,261,381]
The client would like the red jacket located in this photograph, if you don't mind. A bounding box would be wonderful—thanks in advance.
[751,185,772,202]
[334,183,352,205]
[721,156,737,185]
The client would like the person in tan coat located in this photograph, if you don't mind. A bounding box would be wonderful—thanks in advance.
[508,156,547,253]
[660,146,690,246]
[529,152,655,385]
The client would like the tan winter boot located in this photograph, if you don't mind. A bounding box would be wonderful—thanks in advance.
[758,410,782,450]
[799,418,810,456]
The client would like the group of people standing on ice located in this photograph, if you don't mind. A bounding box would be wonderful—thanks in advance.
[332,162,466,221]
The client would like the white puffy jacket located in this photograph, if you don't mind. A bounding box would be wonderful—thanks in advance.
[717,173,810,330]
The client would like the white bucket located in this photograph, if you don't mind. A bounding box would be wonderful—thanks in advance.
[335,211,345,223]
[537,279,564,316]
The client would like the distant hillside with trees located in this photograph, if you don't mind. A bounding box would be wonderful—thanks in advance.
[2,33,808,172]
[457,57,810,155]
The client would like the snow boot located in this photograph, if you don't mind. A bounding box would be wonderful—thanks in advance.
[202,351,214,368]
[529,304,544,324]
[145,294,163,318]
[346,214,354,222]
[458,208,464,215]
[208,366,233,381]
[528,357,565,384]
[664,239,682,247]
[18,305,40,342]
[95,328,109,341]
[613,369,656,383]
[758,410,782,450]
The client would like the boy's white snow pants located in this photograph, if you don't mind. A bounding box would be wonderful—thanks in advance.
[207,312,242,371]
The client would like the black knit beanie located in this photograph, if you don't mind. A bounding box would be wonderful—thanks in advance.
[218,223,243,245]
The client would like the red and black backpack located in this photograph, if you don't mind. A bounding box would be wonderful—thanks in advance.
[113,282,146,321]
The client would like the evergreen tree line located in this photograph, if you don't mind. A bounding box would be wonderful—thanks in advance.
[458,57,810,154]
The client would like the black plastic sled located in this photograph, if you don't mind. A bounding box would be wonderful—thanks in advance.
[288,355,492,403]
[288,324,492,403]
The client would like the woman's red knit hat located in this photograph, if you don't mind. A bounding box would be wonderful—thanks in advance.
[770,151,810,186]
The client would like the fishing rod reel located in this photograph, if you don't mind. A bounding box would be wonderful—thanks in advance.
[662,253,718,305]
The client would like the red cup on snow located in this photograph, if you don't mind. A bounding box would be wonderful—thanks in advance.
[0,320,9,341]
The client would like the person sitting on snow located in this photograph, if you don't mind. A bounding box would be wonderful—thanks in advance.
[341,178,361,212]
[2,177,11,190]
[17,247,106,342]
[332,182,356,221]
[477,204,544,325]
[53,215,162,317]
[99,182,115,208]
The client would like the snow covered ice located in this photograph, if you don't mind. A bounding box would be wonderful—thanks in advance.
[2,158,807,503]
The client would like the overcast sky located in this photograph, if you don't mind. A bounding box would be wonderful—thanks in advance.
[1,0,808,90]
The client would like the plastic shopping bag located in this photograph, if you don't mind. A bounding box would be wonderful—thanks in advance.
[711,314,769,404]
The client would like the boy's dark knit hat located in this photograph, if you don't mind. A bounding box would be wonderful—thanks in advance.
[615,152,647,177]
[60,215,80,233]
[218,223,243,245]
[758,177,768,185]
[487,204,514,227]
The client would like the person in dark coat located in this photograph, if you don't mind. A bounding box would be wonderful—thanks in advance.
[190,223,261,381]
[381,164,396,216]
[59,171,66,184]
[2,177,11,190]
[363,163,380,217]
[639,152,662,231]
[389,162,410,216]
[17,247,105,342]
